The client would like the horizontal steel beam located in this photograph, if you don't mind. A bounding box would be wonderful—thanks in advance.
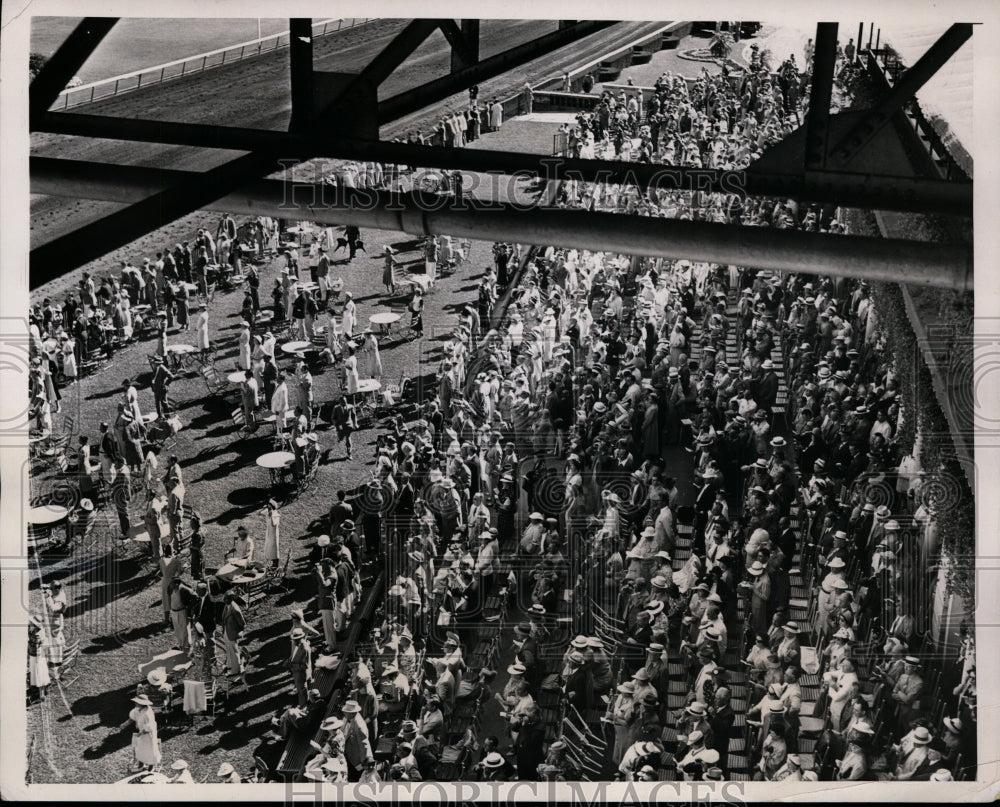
[34,112,972,214]
[30,158,973,291]
[30,152,282,284]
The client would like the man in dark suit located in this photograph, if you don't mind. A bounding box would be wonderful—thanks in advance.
[707,686,735,774]
[756,359,780,414]
[192,580,217,637]
[390,473,415,537]
[513,714,546,780]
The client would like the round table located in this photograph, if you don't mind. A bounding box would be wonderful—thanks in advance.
[27,504,69,526]
[233,569,265,586]
[281,341,312,355]
[354,378,382,418]
[216,561,248,581]
[227,370,248,385]
[369,311,401,336]
[166,344,198,355]
[256,450,295,486]
[355,379,381,395]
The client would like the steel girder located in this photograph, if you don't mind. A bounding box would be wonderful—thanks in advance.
[30,158,974,292]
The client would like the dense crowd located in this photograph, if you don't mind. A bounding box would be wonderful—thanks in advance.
[25,36,975,786]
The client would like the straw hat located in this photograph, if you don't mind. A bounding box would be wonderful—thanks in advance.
[171,759,189,771]
[483,752,506,769]
[132,694,153,706]
[341,700,362,714]
[146,667,169,686]
[217,763,236,777]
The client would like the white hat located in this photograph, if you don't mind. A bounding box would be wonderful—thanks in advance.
[146,667,169,687]
[217,763,236,777]
[171,759,189,770]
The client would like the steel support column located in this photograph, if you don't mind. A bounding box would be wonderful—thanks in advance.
[30,152,281,276]
[28,159,973,291]
[29,17,119,121]
[828,23,973,168]
[288,18,315,133]
[439,20,478,72]
[804,23,839,169]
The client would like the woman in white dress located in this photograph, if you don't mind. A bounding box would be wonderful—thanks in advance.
[263,498,281,568]
[345,343,360,399]
[196,308,210,358]
[824,657,860,729]
[28,622,51,700]
[238,322,251,370]
[342,293,357,338]
[62,338,77,381]
[361,331,383,379]
[128,694,162,771]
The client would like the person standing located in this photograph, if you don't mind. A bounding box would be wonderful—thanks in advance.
[489,98,503,132]
[196,307,211,360]
[188,512,205,580]
[288,628,313,707]
[382,247,398,296]
[342,293,357,338]
[263,499,281,569]
[271,370,290,438]
[423,237,439,289]
[150,356,174,418]
[341,701,373,783]
[221,593,248,689]
[111,457,132,539]
[127,694,162,773]
[175,281,190,331]
[316,558,338,651]
[167,577,194,652]
[241,370,259,430]
[333,397,358,460]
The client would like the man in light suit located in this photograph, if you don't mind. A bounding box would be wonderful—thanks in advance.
[341,700,372,782]
[891,657,925,736]
[434,658,457,717]
[271,370,289,437]
[221,592,248,688]
[288,629,313,707]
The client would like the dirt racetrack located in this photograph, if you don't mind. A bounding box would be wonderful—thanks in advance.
[30,19,674,301]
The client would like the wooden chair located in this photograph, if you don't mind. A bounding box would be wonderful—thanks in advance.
[241,575,270,613]
[201,365,227,395]
[265,550,293,595]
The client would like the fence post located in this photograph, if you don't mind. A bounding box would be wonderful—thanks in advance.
[338,19,343,31]
[114,79,119,94]
[202,56,207,71]
[181,60,186,76]
[221,50,226,64]
[160,67,165,83]
[241,45,245,59]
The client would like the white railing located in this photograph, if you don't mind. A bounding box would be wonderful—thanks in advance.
[51,18,372,110]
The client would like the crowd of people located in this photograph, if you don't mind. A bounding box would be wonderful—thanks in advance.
[25,32,975,786]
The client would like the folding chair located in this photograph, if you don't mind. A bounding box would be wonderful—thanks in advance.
[266,550,293,594]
